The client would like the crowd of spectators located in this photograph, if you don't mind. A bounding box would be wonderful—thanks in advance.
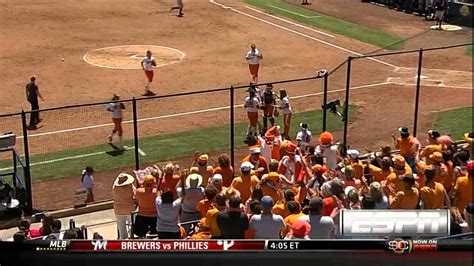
[5,124,473,241]
[110,126,473,239]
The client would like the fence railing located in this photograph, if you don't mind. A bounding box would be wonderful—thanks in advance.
[0,42,471,213]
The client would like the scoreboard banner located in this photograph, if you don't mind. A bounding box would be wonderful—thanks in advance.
[1,239,472,254]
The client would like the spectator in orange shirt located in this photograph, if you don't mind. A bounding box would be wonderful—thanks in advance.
[230,162,260,202]
[420,130,445,165]
[283,201,305,236]
[393,127,420,174]
[365,157,393,183]
[452,161,473,211]
[272,189,296,218]
[241,146,269,177]
[198,185,218,218]
[134,175,158,238]
[341,165,361,190]
[205,193,227,239]
[384,155,412,196]
[429,152,452,191]
[346,149,363,180]
[213,154,234,188]
[192,154,213,187]
[420,168,450,209]
[160,163,181,199]
[389,175,420,209]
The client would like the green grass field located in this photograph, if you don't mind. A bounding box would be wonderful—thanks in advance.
[0,107,355,183]
[432,106,473,140]
[466,45,473,57]
[241,0,404,49]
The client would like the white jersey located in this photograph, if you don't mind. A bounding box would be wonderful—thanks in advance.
[246,49,262,65]
[296,129,312,151]
[142,56,156,71]
[107,102,123,119]
[244,96,260,112]
[279,97,292,114]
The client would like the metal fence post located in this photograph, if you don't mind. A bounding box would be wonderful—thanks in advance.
[132,98,140,171]
[413,48,424,137]
[322,72,329,132]
[21,110,33,215]
[342,57,353,156]
[230,86,235,173]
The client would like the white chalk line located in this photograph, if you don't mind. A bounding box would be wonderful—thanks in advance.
[5,82,390,170]
[245,5,334,38]
[83,45,186,70]
[16,81,390,140]
[266,4,321,19]
[0,146,145,171]
[209,0,398,68]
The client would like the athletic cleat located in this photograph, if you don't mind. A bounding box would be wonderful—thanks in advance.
[142,90,156,96]
[107,135,113,143]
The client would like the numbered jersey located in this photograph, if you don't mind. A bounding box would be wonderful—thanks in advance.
[244,96,260,112]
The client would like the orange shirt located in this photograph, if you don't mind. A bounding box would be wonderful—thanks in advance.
[384,173,404,196]
[396,136,419,158]
[420,144,444,165]
[453,175,472,210]
[261,183,281,203]
[351,161,364,180]
[367,164,393,183]
[230,175,260,202]
[390,188,419,209]
[241,155,269,176]
[135,187,158,217]
[415,162,429,188]
[213,166,234,188]
[205,208,221,237]
[273,203,290,218]
[433,163,452,192]
[197,199,214,218]
[160,174,180,198]
[420,182,446,209]
[283,212,305,236]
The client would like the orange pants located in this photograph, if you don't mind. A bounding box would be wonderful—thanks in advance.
[113,117,123,136]
[283,114,291,136]
[264,105,274,117]
[247,112,258,127]
[144,70,154,82]
[249,64,259,77]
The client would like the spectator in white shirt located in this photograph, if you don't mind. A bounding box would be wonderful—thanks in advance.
[179,173,205,234]
[249,196,285,239]
[81,166,94,203]
[315,131,338,171]
[296,123,312,154]
[298,197,335,239]
[156,188,182,239]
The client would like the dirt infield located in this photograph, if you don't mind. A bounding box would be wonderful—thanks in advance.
[0,0,471,210]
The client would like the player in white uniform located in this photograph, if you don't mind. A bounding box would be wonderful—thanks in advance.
[141,50,157,96]
[246,44,263,84]
[244,88,261,140]
[170,0,184,17]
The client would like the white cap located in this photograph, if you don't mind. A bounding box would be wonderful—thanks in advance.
[241,161,254,172]
[212,174,223,183]
[347,149,360,159]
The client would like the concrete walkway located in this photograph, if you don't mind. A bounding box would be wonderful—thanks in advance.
[0,209,118,240]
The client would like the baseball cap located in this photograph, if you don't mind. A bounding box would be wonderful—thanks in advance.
[392,155,406,165]
[198,154,209,163]
[299,123,308,129]
[260,196,274,209]
[429,152,444,162]
[285,143,297,154]
[212,174,223,183]
[291,220,311,238]
[346,149,360,159]
[319,131,333,145]
[249,146,261,155]
[240,161,254,172]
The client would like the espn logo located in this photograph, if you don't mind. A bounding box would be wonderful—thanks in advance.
[340,210,450,237]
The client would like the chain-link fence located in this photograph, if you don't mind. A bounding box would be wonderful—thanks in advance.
[0,43,471,212]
